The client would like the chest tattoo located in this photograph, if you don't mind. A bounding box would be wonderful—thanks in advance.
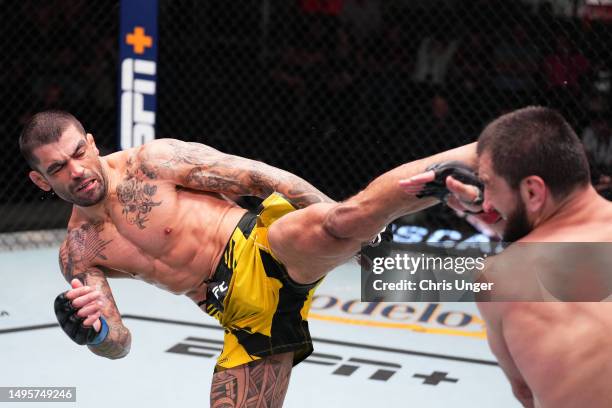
[117,158,162,229]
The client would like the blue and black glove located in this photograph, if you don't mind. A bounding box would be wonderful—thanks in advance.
[54,292,109,346]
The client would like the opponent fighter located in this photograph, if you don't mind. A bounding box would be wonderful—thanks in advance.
[21,110,478,407]
[402,106,612,408]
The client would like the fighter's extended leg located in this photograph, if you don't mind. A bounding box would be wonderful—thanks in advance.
[268,143,477,284]
[210,352,293,408]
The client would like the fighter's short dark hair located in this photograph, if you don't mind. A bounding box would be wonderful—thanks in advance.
[19,110,86,169]
[477,106,590,198]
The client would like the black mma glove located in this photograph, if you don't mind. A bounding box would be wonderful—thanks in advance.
[54,292,109,346]
[416,161,484,212]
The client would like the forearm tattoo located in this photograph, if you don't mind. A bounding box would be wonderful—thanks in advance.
[87,323,131,359]
[210,353,293,408]
[116,157,162,229]
[82,269,131,359]
[59,224,130,359]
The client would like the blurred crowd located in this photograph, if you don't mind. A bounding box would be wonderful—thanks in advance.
[0,0,117,151]
[268,0,612,198]
[1,0,611,204]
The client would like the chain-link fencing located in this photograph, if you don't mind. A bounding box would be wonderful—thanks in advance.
[0,0,118,234]
[2,0,611,244]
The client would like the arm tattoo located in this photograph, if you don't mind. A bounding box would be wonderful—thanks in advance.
[59,222,112,282]
[87,323,131,360]
[163,141,264,196]
[116,157,162,229]
[161,140,212,167]
[59,225,131,359]
[185,167,267,197]
[161,140,333,208]
[82,269,131,360]
[210,353,293,408]
[283,179,334,208]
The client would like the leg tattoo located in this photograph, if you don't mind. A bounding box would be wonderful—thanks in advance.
[210,352,293,408]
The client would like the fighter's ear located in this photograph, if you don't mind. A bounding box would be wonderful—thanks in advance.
[519,175,546,212]
[86,133,99,155]
[29,170,52,192]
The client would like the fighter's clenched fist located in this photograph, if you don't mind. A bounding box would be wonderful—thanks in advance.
[54,278,108,345]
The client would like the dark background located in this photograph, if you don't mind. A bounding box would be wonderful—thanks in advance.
[2,0,611,232]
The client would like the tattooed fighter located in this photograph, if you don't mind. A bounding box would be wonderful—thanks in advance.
[20,110,476,407]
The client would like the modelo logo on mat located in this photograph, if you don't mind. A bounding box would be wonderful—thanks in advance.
[309,297,484,337]
[118,0,158,150]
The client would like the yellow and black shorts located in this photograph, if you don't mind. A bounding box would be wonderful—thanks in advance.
[203,193,321,369]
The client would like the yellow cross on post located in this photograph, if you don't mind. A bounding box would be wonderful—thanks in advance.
[126,26,153,54]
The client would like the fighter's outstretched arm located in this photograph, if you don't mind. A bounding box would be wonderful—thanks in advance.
[323,142,478,241]
[138,138,333,208]
[59,226,131,359]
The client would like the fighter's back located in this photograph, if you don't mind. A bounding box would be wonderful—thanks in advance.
[498,194,612,407]
[502,302,612,407]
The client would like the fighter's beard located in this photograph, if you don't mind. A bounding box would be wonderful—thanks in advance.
[502,199,532,243]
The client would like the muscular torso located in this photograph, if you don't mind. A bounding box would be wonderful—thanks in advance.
[63,150,247,305]
[483,201,612,407]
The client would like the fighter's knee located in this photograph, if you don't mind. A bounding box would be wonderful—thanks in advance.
[323,205,385,243]
[321,205,343,240]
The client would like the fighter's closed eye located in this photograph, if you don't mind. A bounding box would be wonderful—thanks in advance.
[48,164,64,175]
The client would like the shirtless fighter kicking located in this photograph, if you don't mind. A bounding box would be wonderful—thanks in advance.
[402,106,612,408]
[21,110,478,407]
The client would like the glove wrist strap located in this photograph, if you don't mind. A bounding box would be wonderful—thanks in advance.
[88,317,109,346]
